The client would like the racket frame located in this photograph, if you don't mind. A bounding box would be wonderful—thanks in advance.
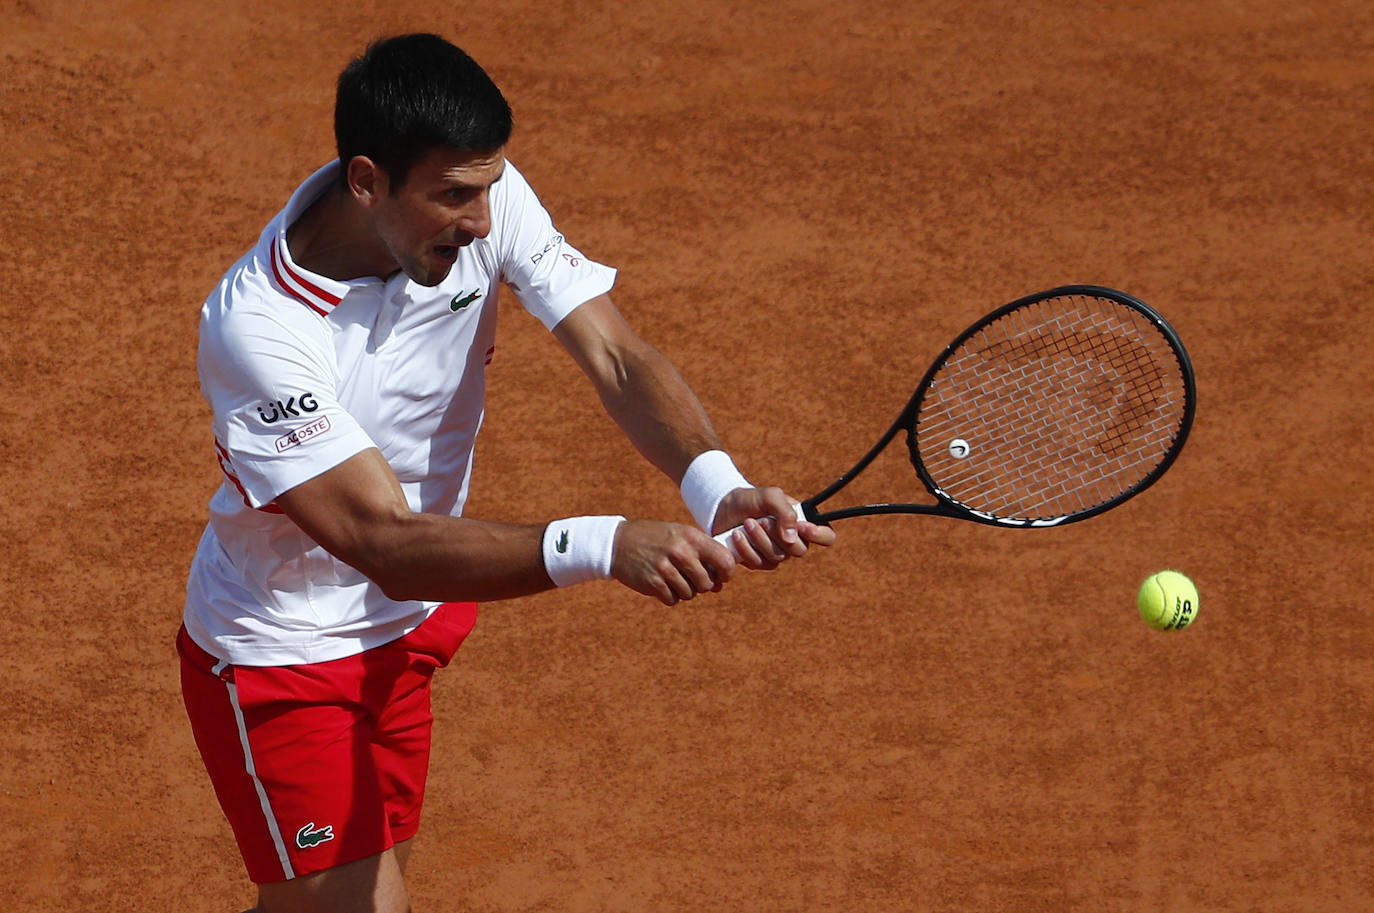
[801,285,1196,528]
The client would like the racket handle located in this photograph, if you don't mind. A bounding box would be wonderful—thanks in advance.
[712,502,809,558]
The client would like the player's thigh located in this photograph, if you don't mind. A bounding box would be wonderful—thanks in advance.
[256,846,408,913]
[392,837,414,874]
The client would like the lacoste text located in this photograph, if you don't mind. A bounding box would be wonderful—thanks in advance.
[276,416,331,452]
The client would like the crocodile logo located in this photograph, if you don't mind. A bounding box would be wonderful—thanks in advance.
[556,530,569,553]
[295,822,335,849]
[450,289,482,311]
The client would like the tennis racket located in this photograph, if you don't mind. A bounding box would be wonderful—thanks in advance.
[716,285,1195,547]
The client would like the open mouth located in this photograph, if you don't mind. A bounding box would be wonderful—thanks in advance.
[433,244,460,264]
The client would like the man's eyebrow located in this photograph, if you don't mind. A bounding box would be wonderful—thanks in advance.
[446,163,505,189]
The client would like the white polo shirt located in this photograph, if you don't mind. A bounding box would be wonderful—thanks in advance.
[184,160,616,666]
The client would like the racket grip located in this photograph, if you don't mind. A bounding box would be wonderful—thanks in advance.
[711,502,809,558]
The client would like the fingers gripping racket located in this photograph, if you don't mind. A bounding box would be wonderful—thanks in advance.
[717,285,1195,546]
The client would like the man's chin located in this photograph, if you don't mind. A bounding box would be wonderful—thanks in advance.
[401,256,456,287]
[413,241,475,286]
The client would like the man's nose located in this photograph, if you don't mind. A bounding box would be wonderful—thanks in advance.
[457,190,492,239]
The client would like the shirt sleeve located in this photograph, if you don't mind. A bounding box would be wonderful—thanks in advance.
[491,161,618,330]
[199,291,376,508]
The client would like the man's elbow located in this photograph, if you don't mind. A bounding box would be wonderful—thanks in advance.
[323,536,421,603]
[349,552,423,602]
[372,569,421,602]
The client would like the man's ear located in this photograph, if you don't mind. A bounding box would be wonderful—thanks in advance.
[345,156,387,207]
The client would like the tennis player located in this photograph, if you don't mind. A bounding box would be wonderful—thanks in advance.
[178,32,833,913]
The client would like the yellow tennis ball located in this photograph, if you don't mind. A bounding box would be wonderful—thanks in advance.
[1136,570,1199,631]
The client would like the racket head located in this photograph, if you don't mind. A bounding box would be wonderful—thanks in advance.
[905,285,1195,527]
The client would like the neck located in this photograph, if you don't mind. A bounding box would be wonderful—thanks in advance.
[287,182,397,281]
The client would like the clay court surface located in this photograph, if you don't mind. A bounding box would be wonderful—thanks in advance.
[3,1,1372,910]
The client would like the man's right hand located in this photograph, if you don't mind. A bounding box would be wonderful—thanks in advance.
[610,519,736,606]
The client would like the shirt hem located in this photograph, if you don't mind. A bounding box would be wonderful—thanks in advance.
[181,605,438,668]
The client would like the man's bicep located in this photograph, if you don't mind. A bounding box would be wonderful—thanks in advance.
[274,448,411,569]
[551,294,647,389]
[552,294,721,481]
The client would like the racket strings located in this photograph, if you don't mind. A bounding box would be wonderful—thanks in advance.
[913,295,1189,521]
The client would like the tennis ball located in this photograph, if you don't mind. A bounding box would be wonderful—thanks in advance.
[1136,570,1199,631]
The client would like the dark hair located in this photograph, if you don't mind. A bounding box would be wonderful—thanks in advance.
[335,33,513,188]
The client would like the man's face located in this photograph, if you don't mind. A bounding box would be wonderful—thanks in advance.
[370,145,506,287]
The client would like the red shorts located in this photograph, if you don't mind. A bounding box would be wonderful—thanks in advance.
[177,602,477,883]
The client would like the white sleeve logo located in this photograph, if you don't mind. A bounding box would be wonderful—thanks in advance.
[528,233,565,265]
[275,416,332,453]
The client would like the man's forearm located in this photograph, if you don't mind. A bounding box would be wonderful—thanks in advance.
[354,512,557,602]
[274,453,561,603]
[593,340,723,483]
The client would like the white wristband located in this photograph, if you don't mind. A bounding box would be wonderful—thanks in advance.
[679,450,751,532]
[542,515,625,587]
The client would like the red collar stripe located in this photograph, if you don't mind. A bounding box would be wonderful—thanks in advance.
[270,235,341,316]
